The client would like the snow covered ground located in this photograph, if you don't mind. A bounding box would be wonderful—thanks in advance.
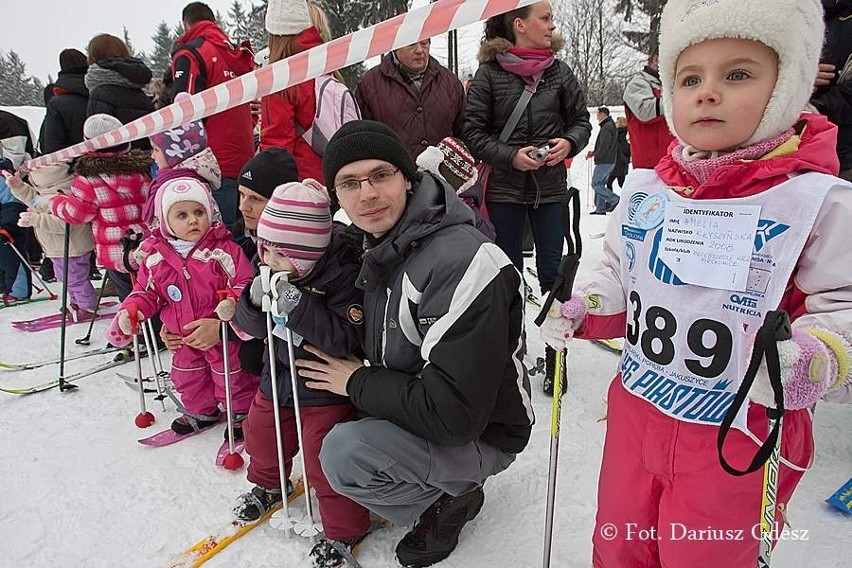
[0,200,848,568]
[1,107,848,566]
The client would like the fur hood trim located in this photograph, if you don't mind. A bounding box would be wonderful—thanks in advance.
[74,149,153,177]
[477,35,564,63]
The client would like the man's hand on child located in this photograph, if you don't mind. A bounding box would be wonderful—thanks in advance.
[298,344,364,396]
[182,318,221,351]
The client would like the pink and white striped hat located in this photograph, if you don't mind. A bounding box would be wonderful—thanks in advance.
[257,178,332,278]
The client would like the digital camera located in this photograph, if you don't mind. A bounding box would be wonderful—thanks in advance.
[528,145,549,162]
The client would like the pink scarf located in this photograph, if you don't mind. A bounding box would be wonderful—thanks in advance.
[671,129,795,185]
[496,47,555,85]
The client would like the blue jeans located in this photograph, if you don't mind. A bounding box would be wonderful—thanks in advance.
[591,163,619,213]
[487,201,563,294]
[212,177,239,227]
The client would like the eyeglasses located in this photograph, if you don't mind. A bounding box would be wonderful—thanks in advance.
[334,167,400,196]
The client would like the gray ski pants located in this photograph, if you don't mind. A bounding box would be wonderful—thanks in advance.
[319,417,517,526]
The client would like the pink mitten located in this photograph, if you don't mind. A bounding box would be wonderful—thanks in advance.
[106,311,134,348]
[214,297,236,322]
[749,329,836,410]
[539,295,587,349]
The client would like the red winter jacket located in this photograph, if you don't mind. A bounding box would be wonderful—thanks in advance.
[259,27,324,183]
[171,21,255,179]
[623,66,675,169]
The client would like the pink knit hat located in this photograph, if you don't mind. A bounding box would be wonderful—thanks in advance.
[256,178,332,278]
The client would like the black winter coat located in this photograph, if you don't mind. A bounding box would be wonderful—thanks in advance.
[232,223,365,407]
[593,116,618,164]
[812,0,852,172]
[463,39,591,205]
[611,126,631,179]
[86,57,154,150]
[41,66,89,154]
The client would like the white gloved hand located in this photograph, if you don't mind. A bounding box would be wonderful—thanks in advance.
[17,210,36,228]
[539,295,588,349]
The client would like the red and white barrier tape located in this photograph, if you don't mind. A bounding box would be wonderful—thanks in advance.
[26,0,536,170]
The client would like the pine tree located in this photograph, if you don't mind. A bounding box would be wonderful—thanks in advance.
[0,50,46,106]
[123,26,137,57]
[614,0,667,55]
[148,21,178,79]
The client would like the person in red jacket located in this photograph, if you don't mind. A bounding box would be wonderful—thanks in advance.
[622,51,675,169]
[171,2,255,226]
[259,0,356,185]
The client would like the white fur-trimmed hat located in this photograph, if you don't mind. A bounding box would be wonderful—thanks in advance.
[155,177,215,238]
[659,0,825,148]
[265,0,311,36]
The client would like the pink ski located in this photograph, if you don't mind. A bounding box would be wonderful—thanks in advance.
[215,439,246,466]
[12,302,118,332]
[138,416,224,447]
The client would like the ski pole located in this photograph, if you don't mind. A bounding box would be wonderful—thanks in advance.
[217,289,244,471]
[56,224,76,392]
[126,303,155,428]
[76,269,111,345]
[140,318,167,412]
[277,272,321,539]
[717,311,790,568]
[0,228,58,300]
[535,188,583,568]
[261,266,295,534]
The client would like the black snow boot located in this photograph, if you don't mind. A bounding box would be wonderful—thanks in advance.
[309,536,365,567]
[395,487,485,567]
[233,481,294,522]
[170,411,221,435]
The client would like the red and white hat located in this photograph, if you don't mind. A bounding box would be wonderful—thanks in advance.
[416,136,478,193]
[257,179,332,278]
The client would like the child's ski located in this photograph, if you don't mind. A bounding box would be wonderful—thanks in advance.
[168,476,306,568]
[593,338,624,353]
[0,359,128,394]
[215,439,246,466]
[138,416,226,447]
[0,346,122,371]
[11,302,118,332]
[0,296,53,310]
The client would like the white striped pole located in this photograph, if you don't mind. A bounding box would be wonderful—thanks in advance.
[26,0,537,170]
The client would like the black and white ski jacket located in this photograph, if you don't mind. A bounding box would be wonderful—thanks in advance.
[346,173,534,454]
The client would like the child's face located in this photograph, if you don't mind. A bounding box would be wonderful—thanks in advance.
[262,246,296,274]
[151,145,169,169]
[672,37,778,152]
[167,201,210,241]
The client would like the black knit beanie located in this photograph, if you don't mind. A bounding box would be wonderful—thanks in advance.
[238,147,299,199]
[323,120,418,189]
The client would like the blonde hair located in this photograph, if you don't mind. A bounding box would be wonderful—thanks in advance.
[308,2,332,43]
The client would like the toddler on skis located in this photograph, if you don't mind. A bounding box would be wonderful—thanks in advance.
[231,179,371,568]
[7,162,98,320]
[540,1,852,566]
[50,113,151,301]
[106,177,259,435]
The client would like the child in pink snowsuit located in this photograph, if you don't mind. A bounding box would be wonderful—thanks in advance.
[107,177,259,435]
[541,1,852,566]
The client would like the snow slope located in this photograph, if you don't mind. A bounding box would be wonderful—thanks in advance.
[0,121,848,567]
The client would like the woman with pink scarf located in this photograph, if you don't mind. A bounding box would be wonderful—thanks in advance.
[463,1,591,394]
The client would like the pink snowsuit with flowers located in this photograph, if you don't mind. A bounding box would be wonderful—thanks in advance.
[114,223,258,415]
